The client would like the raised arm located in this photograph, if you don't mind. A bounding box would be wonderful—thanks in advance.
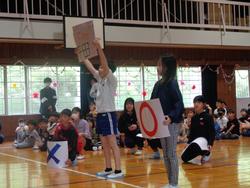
[83,59,98,76]
[74,47,98,76]
[93,39,109,76]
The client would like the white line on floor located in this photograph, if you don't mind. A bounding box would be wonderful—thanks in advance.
[0,152,142,188]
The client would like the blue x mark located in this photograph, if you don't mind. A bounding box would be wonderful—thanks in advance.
[47,143,61,164]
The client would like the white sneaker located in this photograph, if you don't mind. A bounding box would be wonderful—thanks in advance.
[107,172,124,179]
[134,150,143,155]
[149,151,161,159]
[77,155,85,160]
[201,153,211,164]
[32,145,39,150]
[96,170,113,177]
[98,146,102,150]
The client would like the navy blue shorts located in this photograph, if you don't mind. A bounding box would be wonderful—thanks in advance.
[96,112,118,136]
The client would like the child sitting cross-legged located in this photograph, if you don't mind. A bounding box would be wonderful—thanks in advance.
[14,119,29,144]
[15,120,42,149]
[220,109,240,140]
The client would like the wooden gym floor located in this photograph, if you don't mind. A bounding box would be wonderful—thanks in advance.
[0,137,250,188]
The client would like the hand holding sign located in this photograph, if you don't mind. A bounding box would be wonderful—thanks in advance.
[135,99,170,139]
[73,21,98,62]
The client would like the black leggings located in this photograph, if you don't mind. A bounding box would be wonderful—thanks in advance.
[147,139,162,150]
[181,143,209,162]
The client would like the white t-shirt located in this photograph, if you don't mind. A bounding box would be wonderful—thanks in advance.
[216,116,228,129]
[93,70,117,113]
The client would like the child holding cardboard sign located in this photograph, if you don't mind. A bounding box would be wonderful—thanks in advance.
[76,39,123,179]
[151,55,184,188]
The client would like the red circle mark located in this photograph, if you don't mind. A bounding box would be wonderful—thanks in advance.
[139,101,158,137]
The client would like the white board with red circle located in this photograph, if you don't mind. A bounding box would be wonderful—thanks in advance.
[135,99,170,139]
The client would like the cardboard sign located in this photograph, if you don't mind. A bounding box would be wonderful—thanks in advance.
[47,141,68,168]
[73,21,98,61]
[135,99,170,139]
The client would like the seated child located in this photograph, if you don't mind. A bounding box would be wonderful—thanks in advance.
[216,108,228,132]
[214,116,221,140]
[15,120,42,149]
[86,102,100,150]
[0,122,4,144]
[178,110,194,143]
[240,121,250,137]
[239,108,250,123]
[181,96,215,164]
[53,109,78,167]
[72,107,92,159]
[37,118,49,151]
[47,112,59,140]
[220,109,240,139]
[15,119,29,144]
[118,98,144,155]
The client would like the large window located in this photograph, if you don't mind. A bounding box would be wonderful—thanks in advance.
[1,65,81,115]
[114,66,202,110]
[7,66,26,115]
[178,67,202,107]
[235,69,250,98]
[2,64,202,114]
[28,66,57,114]
[28,66,81,114]
[55,67,81,112]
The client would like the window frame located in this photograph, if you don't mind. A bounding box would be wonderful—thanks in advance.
[235,68,250,99]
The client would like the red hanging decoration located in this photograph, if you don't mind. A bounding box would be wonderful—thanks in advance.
[192,85,196,90]
[142,91,147,97]
[128,81,131,86]
[32,92,39,99]
[180,80,185,86]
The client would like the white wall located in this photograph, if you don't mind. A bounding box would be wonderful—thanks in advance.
[1,18,250,47]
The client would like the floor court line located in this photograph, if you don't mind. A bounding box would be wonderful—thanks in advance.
[0,152,142,188]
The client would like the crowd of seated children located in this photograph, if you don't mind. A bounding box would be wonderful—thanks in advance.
[0,122,4,144]
[10,94,249,169]
[118,98,144,155]
[53,109,78,167]
[72,107,92,159]
[14,120,43,149]
[220,109,240,139]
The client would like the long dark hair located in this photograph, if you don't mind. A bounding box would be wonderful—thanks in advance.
[122,98,135,115]
[159,54,177,84]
